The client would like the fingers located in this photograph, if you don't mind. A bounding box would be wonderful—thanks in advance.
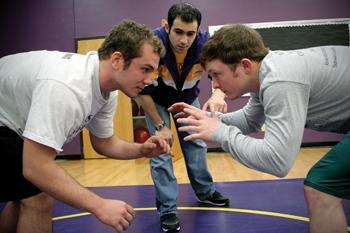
[209,103,228,113]
[169,103,205,121]
[126,204,135,218]
[217,103,228,113]
[202,97,228,113]
[145,137,172,155]
[161,140,172,155]
[201,102,209,111]
[222,105,227,113]
[222,103,228,113]
[173,112,187,118]
[182,107,205,120]
[120,218,130,231]
[177,117,201,126]
[115,225,123,233]
[155,138,172,155]
[168,102,191,112]
[158,135,172,155]
[177,124,199,133]
[182,133,199,141]
[209,103,215,112]
[118,206,135,231]
[166,136,174,147]
[109,203,135,233]
[202,101,217,112]
[209,105,216,119]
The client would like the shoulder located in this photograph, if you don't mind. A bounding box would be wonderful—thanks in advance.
[198,31,210,41]
[153,27,167,40]
[196,31,210,45]
[189,31,209,55]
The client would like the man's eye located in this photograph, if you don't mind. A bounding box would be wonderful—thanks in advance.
[211,73,219,78]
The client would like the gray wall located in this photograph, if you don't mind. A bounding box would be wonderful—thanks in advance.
[1,0,349,154]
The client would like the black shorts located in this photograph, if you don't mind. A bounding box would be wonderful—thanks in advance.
[0,127,42,202]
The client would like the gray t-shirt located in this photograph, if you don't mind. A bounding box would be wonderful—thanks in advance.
[213,46,350,177]
[0,50,117,152]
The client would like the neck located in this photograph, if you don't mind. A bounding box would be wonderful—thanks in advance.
[251,62,261,93]
[99,60,120,94]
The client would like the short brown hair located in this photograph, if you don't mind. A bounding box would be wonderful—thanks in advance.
[98,20,165,68]
[201,24,268,69]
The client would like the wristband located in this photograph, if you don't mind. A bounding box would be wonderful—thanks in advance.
[155,121,166,131]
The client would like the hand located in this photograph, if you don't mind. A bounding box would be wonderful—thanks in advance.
[202,89,227,113]
[95,199,135,233]
[168,102,193,119]
[175,103,222,142]
[155,126,173,146]
[140,135,172,157]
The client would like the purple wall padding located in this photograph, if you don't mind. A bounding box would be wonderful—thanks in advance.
[0,0,75,57]
[74,0,175,38]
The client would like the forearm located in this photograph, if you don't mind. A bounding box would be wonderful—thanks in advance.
[90,133,144,159]
[213,83,308,177]
[136,95,164,125]
[217,110,260,134]
[23,139,103,214]
[217,94,265,134]
[213,124,299,177]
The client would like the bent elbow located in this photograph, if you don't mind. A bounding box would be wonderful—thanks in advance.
[22,163,35,182]
[273,160,293,178]
[22,155,40,183]
[273,169,289,178]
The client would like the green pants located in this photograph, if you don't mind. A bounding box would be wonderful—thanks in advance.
[304,130,350,199]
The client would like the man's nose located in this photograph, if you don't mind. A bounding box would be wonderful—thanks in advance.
[212,78,220,89]
[144,74,153,86]
[179,36,188,44]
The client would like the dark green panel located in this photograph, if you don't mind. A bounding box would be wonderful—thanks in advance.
[256,24,349,50]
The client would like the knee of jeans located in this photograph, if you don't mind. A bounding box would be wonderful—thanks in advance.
[20,193,54,212]
[192,138,207,148]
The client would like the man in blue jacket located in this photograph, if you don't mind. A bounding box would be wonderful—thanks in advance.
[137,3,230,232]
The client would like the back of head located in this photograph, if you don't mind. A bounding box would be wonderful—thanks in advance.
[167,3,202,29]
[98,19,165,68]
[201,24,269,68]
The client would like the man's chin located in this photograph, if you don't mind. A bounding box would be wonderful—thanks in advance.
[226,94,238,101]
[129,90,141,98]
[176,47,187,53]
[128,93,138,98]
[119,90,134,98]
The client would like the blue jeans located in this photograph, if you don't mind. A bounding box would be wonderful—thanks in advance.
[145,98,215,216]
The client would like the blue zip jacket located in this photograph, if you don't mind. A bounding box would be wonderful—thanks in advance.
[140,26,209,108]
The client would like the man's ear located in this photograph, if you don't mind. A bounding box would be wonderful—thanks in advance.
[162,19,170,33]
[241,58,252,74]
[110,51,123,70]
